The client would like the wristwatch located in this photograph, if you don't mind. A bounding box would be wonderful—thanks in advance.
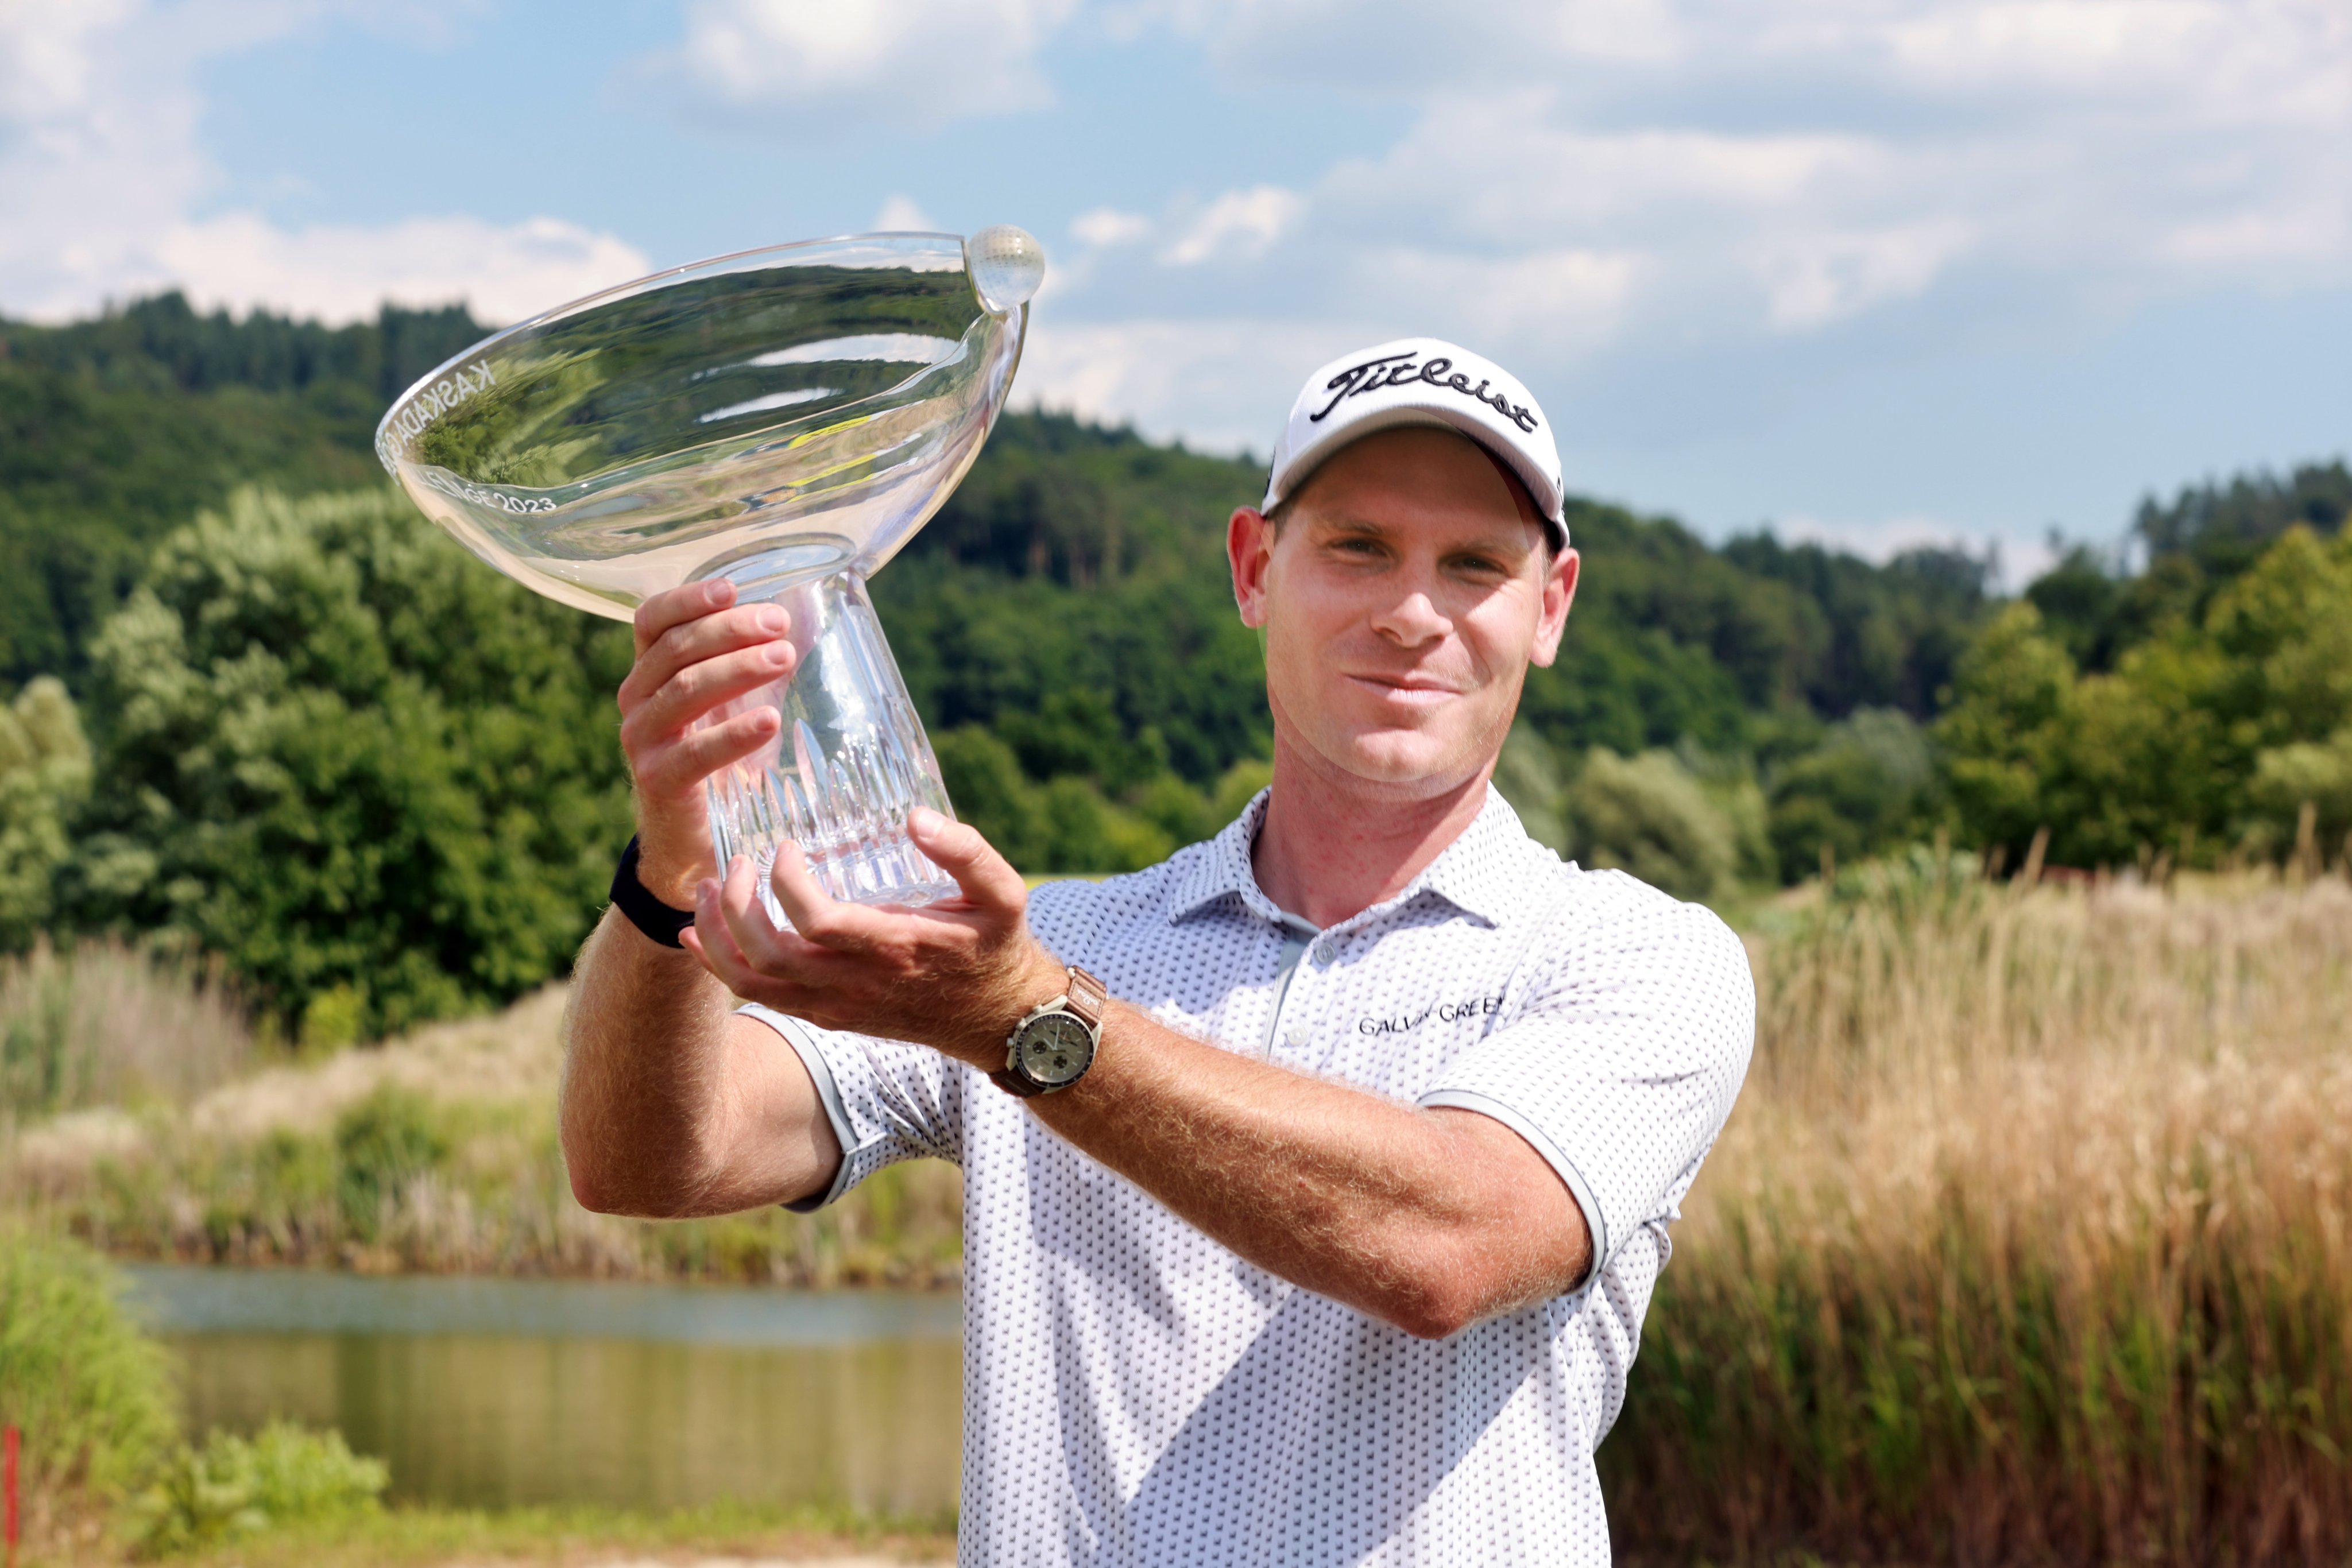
[993,966,1107,1098]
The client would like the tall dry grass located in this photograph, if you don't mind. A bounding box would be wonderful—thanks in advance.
[0,939,252,1121]
[1606,855,2352,1566]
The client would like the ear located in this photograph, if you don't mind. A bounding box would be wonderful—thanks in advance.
[1528,547,1579,668]
[1229,506,1276,629]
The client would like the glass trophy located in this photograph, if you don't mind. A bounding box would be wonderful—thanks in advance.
[374,227,1046,912]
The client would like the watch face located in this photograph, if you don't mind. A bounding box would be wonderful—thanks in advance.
[1017,1011,1094,1086]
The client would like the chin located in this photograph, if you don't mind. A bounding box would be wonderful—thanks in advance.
[1334,729,1481,789]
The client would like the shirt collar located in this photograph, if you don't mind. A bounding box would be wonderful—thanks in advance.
[1166,784,1552,932]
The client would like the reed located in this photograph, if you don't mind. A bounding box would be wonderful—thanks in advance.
[1606,856,2352,1566]
[2,988,962,1288]
[0,940,251,1121]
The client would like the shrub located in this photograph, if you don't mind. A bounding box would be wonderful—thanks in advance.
[133,1421,387,1556]
[0,1230,178,1544]
[1567,747,1736,900]
[334,1085,450,1240]
[1492,723,1569,852]
[1765,707,1933,882]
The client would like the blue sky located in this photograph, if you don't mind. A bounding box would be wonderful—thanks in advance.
[3,1,2347,580]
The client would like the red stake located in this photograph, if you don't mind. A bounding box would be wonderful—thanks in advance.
[3,1422,18,1568]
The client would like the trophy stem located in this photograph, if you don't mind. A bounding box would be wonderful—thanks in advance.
[697,567,960,916]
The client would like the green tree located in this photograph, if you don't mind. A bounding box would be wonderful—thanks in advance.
[1568,748,1738,902]
[1492,723,1570,853]
[1940,526,2352,868]
[1765,708,1933,884]
[0,677,91,949]
[71,486,635,1036]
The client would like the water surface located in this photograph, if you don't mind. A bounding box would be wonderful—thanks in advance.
[123,1265,962,1517]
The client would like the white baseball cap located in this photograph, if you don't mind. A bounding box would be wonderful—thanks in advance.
[1262,336,1568,551]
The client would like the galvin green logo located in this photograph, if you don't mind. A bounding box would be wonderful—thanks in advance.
[1356,994,1504,1037]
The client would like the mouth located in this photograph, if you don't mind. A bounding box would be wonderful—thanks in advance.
[1343,672,1465,707]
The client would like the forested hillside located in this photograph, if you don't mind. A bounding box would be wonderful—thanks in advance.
[2,294,2341,1037]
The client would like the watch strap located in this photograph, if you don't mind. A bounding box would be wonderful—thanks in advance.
[989,1065,1049,1098]
[611,836,697,949]
[1064,966,1108,1028]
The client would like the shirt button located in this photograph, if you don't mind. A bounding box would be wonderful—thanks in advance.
[1313,940,1336,962]
[1285,1030,1308,1051]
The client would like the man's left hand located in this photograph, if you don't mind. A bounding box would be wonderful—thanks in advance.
[683,807,1066,1068]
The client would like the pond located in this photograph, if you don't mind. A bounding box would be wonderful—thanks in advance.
[121,1265,962,1518]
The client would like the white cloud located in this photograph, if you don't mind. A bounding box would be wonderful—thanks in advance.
[1071,207,1152,248]
[1016,316,1344,453]
[1125,0,2352,298]
[1159,186,1301,266]
[150,214,649,325]
[642,0,1082,134]
[0,1,647,323]
[1752,222,1975,332]
[873,193,939,232]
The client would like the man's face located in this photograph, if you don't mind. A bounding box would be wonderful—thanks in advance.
[1229,427,1579,796]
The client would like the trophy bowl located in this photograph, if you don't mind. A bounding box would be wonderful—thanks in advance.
[375,227,1046,911]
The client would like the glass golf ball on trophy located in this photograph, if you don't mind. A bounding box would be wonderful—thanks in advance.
[374,227,1047,912]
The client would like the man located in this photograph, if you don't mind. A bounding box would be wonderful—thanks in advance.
[562,338,1755,1567]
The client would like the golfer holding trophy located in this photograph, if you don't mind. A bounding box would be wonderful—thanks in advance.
[380,225,1754,1566]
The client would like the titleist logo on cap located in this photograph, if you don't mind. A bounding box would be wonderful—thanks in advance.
[1310,351,1540,435]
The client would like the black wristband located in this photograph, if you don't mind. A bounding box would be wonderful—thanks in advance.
[610,836,697,949]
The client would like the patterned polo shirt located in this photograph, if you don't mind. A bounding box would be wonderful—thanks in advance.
[740,787,1755,1567]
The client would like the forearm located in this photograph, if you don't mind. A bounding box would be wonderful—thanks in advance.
[560,907,785,1215]
[1027,1004,1589,1338]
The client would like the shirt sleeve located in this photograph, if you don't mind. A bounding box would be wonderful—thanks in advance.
[1417,874,1755,1281]
[736,1004,968,1213]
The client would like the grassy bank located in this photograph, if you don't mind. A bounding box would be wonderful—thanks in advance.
[1,970,961,1287]
[8,872,2351,1562]
[1606,861,2352,1565]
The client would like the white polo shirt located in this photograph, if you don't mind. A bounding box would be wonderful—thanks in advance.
[742,788,1754,1567]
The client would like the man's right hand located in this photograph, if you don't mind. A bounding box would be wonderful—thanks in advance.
[616,580,799,909]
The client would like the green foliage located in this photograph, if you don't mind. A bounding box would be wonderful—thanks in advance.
[1568,748,1738,901]
[334,1085,451,1240]
[933,722,1266,875]
[0,677,91,949]
[2248,726,2352,857]
[0,295,487,686]
[0,1230,179,1526]
[2136,459,2350,581]
[2022,462,2351,676]
[70,485,636,1037]
[1491,723,1570,853]
[133,1421,388,1556]
[1763,707,1934,883]
[1941,526,2352,868]
[1716,531,1995,718]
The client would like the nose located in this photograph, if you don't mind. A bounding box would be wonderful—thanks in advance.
[1370,589,1451,648]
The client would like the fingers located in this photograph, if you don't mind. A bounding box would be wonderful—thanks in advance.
[632,706,780,800]
[634,580,734,657]
[622,640,795,756]
[762,842,899,955]
[683,899,831,1018]
[906,808,1028,919]
[620,603,794,719]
